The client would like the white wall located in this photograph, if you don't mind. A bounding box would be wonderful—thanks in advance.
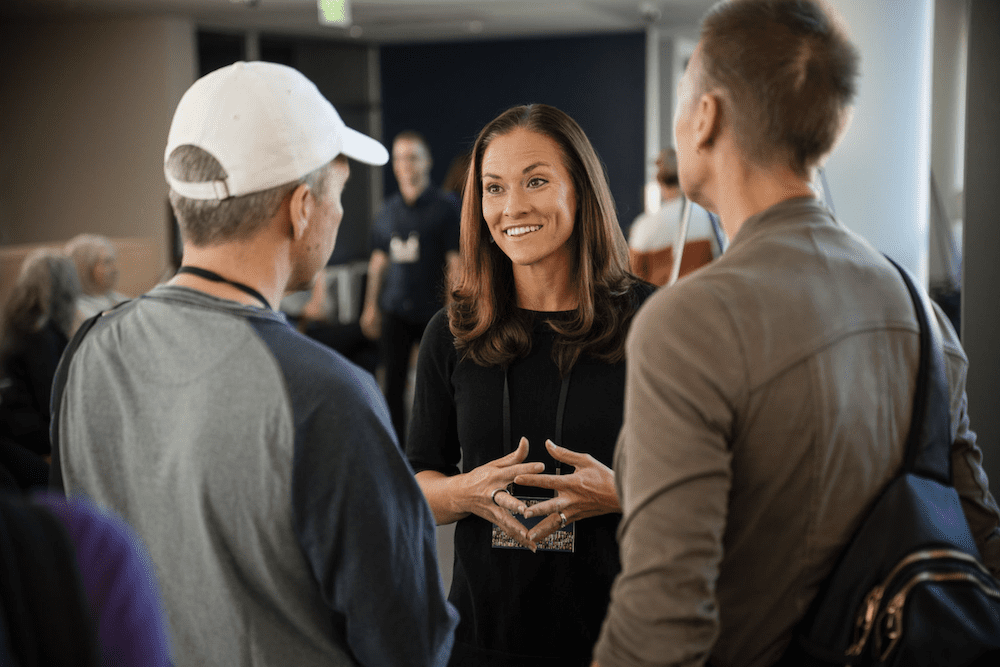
[0,15,196,293]
[824,0,935,282]
[931,0,968,219]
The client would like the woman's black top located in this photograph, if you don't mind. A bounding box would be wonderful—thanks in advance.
[406,282,654,667]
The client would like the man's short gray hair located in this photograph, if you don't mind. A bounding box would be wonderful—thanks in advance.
[166,145,333,247]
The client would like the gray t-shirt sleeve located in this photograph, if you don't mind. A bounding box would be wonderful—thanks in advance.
[264,326,459,666]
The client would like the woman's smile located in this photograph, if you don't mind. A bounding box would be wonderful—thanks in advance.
[504,224,543,237]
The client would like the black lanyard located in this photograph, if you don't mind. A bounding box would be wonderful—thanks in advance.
[176,266,272,310]
[503,366,572,474]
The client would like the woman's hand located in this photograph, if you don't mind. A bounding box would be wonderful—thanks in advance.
[513,439,620,544]
[415,437,544,552]
[462,437,545,551]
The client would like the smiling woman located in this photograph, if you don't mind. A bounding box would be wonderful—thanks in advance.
[451,104,646,375]
[480,128,578,299]
[405,103,654,666]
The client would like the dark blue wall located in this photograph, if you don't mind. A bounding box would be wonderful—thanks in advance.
[380,32,647,229]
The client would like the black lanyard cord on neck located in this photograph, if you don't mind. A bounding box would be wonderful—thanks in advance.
[176,266,272,310]
[503,366,572,475]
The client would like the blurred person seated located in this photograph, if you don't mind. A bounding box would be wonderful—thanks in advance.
[0,491,171,666]
[65,234,129,319]
[0,249,81,486]
[628,148,719,285]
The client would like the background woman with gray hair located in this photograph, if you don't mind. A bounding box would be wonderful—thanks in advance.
[0,249,81,488]
[65,233,128,318]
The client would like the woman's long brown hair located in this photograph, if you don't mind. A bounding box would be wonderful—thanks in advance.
[448,104,642,375]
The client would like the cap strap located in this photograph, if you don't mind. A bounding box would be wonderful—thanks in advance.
[165,173,232,200]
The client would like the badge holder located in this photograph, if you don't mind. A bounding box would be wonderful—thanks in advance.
[491,368,577,552]
[491,496,576,552]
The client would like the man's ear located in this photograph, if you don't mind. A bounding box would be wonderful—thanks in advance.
[288,183,314,241]
[694,92,722,151]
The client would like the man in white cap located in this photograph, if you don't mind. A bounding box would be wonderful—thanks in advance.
[51,61,458,666]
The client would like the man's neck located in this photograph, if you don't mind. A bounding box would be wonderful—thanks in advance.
[711,157,816,240]
[170,237,290,310]
[400,181,429,206]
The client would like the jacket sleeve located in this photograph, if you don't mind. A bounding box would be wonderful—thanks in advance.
[594,283,740,667]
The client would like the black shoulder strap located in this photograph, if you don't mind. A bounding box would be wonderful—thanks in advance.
[48,312,104,492]
[886,257,952,485]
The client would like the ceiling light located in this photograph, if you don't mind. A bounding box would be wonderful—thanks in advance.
[318,0,352,27]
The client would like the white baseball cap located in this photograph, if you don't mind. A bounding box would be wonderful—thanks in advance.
[164,61,388,200]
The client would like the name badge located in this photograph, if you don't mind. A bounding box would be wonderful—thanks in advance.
[491,496,575,553]
[389,232,420,263]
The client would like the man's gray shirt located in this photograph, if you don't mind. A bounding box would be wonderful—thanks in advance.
[52,285,458,666]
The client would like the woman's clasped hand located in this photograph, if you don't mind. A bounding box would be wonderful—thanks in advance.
[463,437,542,551]
[514,439,620,543]
[468,436,621,549]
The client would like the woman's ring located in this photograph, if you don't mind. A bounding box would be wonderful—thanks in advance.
[558,511,568,529]
[491,488,506,505]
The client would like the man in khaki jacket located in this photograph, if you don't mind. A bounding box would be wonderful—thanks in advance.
[593,1,1000,666]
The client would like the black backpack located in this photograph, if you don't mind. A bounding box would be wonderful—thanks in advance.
[780,258,1000,666]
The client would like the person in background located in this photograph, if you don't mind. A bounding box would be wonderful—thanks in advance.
[627,148,718,286]
[593,1,1000,666]
[360,131,461,445]
[0,249,80,486]
[65,234,128,319]
[407,103,654,666]
[0,491,173,666]
[442,149,472,212]
[51,61,457,666]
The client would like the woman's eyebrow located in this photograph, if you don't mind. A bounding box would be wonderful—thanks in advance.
[482,162,552,180]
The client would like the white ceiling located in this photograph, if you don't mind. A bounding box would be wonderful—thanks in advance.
[2,0,714,42]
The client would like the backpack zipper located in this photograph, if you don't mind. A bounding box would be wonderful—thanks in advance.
[873,568,1000,661]
[845,548,998,659]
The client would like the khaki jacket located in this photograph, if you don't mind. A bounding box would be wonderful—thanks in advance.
[596,198,1000,667]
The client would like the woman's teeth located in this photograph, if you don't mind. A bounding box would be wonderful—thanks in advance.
[505,225,542,237]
